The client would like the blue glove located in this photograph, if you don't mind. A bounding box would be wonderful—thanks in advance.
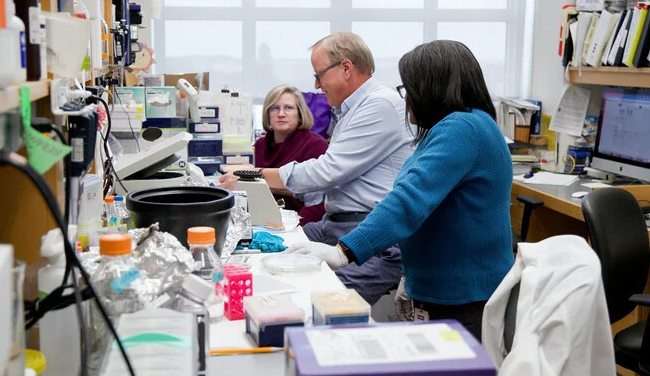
[248,231,287,253]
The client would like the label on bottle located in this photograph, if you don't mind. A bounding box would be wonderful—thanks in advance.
[212,270,223,283]
[110,267,142,294]
[20,31,27,68]
[29,7,41,44]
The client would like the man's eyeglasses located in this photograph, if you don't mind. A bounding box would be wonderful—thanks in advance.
[396,85,406,98]
[269,105,297,115]
[314,61,342,84]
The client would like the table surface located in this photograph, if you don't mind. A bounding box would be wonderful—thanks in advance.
[207,226,345,376]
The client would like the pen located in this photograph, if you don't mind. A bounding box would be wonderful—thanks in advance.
[209,347,284,356]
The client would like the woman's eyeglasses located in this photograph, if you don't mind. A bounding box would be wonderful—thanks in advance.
[396,85,406,98]
[269,105,297,115]
[314,61,342,84]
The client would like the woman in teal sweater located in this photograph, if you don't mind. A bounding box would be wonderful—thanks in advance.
[287,40,514,340]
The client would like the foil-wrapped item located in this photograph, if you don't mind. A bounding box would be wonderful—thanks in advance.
[77,246,102,277]
[221,206,251,259]
[128,223,194,298]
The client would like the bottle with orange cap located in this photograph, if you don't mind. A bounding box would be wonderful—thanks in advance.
[101,195,117,228]
[187,227,224,309]
[89,233,146,372]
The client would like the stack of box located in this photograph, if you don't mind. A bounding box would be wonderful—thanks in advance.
[565,145,593,174]
[112,87,146,132]
[188,106,224,176]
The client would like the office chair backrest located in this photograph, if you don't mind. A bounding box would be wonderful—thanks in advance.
[581,188,650,324]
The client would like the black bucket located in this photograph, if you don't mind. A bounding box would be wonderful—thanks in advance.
[125,186,234,255]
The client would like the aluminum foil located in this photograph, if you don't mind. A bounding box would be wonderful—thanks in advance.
[221,206,251,259]
[77,246,102,277]
[128,223,194,299]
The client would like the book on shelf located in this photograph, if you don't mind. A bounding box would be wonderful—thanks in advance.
[582,12,601,63]
[571,12,595,67]
[602,9,628,65]
[586,9,620,66]
[610,8,634,66]
[632,7,650,67]
[623,3,648,66]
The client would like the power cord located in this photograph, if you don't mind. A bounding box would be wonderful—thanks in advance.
[0,151,136,376]
[92,94,129,196]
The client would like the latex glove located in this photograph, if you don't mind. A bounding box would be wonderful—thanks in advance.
[285,241,349,270]
[395,276,413,321]
[218,172,238,191]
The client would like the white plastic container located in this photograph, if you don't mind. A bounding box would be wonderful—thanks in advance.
[39,13,47,79]
[37,226,81,376]
[7,0,26,84]
[0,27,19,89]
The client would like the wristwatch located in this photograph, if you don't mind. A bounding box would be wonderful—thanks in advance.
[337,241,357,264]
[257,167,265,177]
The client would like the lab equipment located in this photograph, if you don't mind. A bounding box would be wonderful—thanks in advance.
[233,171,283,228]
[113,195,132,230]
[163,274,212,374]
[590,87,650,183]
[100,309,196,376]
[177,78,201,123]
[222,264,252,321]
[285,321,496,376]
[89,233,146,374]
[126,185,234,252]
[188,226,224,296]
[38,227,81,376]
[244,295,304,347]
[261,254,322,275]
[311,289,370,326]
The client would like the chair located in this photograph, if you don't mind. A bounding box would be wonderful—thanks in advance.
[581,188,650,375]
[512,196,544,252]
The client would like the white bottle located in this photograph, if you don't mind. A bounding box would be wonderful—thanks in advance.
[0,27,19,89]
[7,0,26,84]
[39,13,47,80]
[38,226,81,376]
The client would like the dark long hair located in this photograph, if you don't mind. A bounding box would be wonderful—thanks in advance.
[398,40,496,145]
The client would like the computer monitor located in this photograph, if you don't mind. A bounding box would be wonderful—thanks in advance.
[591,87,650,183]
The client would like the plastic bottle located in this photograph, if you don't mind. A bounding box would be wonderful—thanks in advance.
[89,233,145,373]
[7,0,26,84]
[163,274,212,373]
[188,227,224,303]
[0,28,19,89]
[14,0,41,81]
[102,195,118,228]
[38,227,81,376]
[113,195,132,230]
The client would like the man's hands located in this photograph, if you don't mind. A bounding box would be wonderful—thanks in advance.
[285,241,349,270]
[395,276,413,321]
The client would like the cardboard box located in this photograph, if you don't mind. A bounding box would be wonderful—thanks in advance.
[164,72,210,91]
[145,87,177,118]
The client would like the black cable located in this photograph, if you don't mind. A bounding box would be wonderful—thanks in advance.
[0,151,136,376]
[98,130,129,195]
[49,126,72,225]
[70,266,88,376]
[94,95,112,158]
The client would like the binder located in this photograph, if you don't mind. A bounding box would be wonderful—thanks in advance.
[623,3,648,67]
[610,9,634,66]
[582,13,601,64]
[585,10,619,66]
[632,10,650,67]
[572,12,594,67]
[602,9,627,65]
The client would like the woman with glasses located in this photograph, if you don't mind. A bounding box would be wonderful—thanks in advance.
[255,85,328,225]
[287,40,514,341]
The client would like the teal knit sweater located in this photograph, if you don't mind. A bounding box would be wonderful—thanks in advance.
[340,109,514,305]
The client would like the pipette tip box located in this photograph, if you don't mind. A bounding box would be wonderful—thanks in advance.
[244,295,304,347]
[311,289,370,326]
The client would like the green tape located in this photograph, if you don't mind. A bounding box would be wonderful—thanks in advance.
[20,86,72,174]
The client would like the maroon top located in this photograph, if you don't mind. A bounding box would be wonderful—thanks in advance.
[254,129,328,226]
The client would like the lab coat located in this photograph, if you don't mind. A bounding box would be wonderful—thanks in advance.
[482,235,616,376]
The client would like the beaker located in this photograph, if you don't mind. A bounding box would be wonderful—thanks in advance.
[5,260,26,376]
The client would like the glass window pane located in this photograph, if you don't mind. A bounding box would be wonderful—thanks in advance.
[165,21,243,93]
[256,0,330,7]
[255,21,330,99]
[352,22,423,88]
[437,22,507,96]
[164,0,241,6]
[438,0,507,9]
[352,0,423,8]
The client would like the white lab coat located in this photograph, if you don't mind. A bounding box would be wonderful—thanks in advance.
[482,235,616,376]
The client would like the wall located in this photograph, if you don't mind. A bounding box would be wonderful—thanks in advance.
[530,0,569,116]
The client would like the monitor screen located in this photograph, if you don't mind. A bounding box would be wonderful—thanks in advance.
[591,87,650,182]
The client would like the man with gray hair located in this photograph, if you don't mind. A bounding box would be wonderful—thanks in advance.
[220,32,413,305]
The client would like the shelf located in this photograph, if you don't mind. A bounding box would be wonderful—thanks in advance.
[0,80,50,114]
[569,67,650,88]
